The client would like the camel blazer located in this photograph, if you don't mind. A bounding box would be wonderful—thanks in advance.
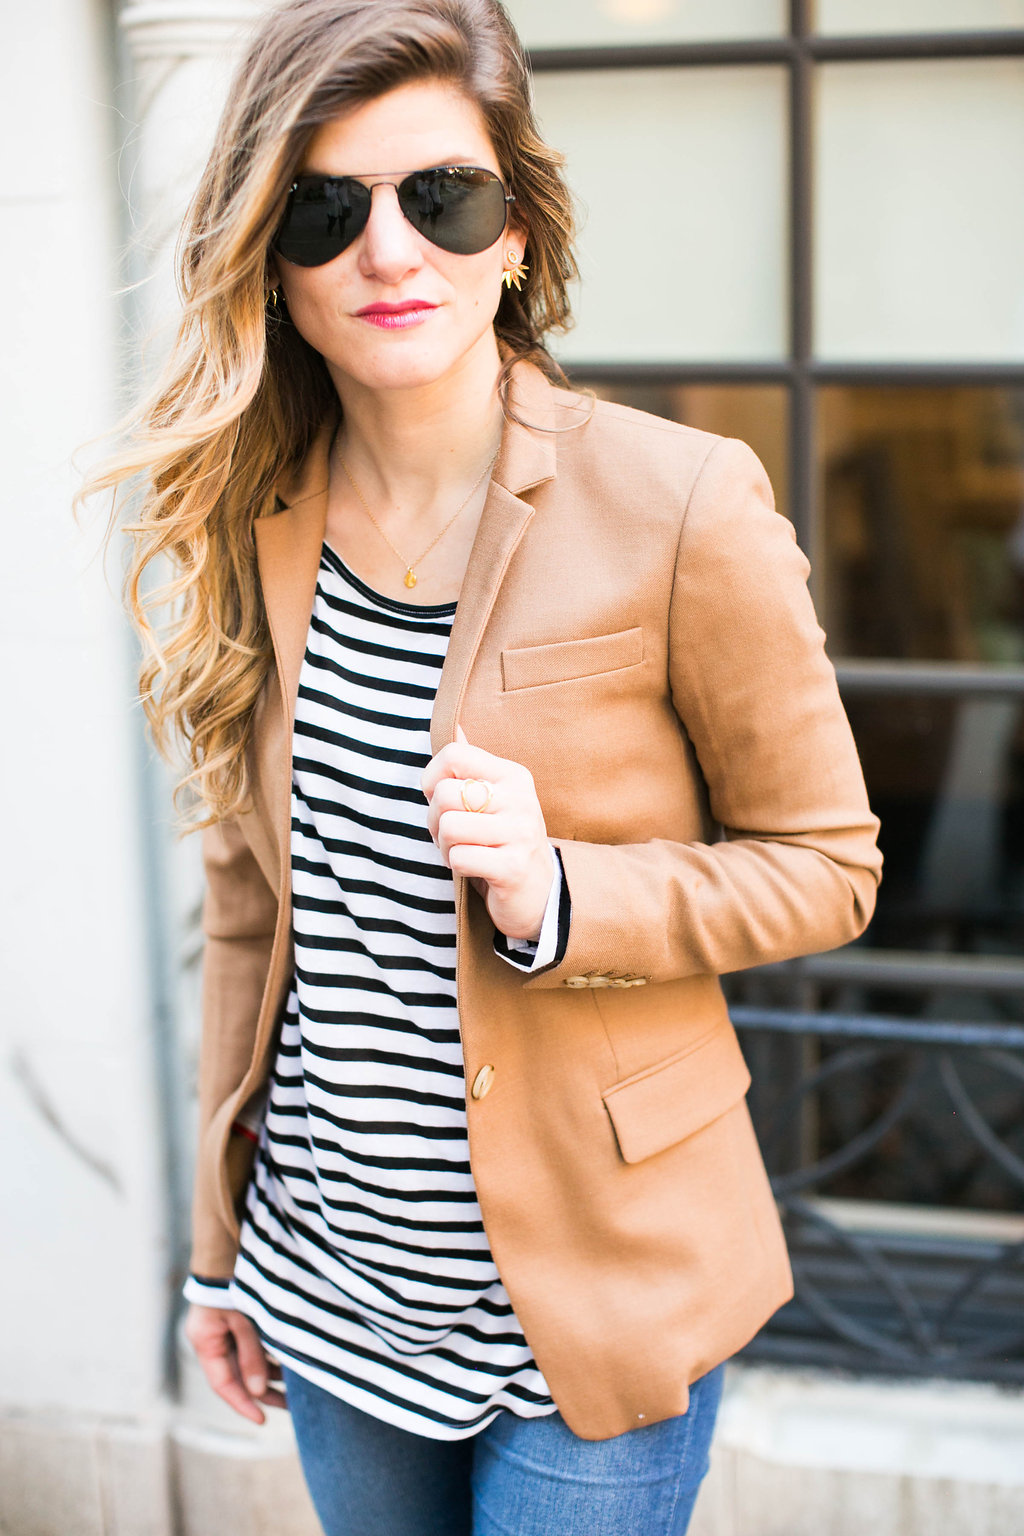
[192,359,882,1440]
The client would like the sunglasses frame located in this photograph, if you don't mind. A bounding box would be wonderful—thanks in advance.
[272,164,517,268]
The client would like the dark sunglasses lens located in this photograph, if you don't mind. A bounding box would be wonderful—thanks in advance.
[273,177,370,267]
[397,167,508,254]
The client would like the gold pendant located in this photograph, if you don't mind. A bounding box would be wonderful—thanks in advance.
[404,568,417,589]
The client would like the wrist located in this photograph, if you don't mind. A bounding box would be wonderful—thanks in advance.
[497,844,556,941]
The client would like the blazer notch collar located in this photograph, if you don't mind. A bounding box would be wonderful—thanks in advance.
[496,360,589,496]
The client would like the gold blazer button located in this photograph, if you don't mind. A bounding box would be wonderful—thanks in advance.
[471,1064,496,1100]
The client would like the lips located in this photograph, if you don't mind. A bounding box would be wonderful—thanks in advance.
[355,299,438,329]
[356,300,436,315]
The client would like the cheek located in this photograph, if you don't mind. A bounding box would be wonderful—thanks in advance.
[465,257,506,318]
[280,271,346,344]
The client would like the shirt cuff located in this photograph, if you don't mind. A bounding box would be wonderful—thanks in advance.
[493,845,570,974]
[184,1274,234,1309]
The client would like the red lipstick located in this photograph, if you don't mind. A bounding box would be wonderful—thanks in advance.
[355,300,438,330]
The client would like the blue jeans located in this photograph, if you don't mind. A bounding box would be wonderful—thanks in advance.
[281,1363,724,1536]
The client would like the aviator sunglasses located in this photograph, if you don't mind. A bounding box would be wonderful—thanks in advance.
[272,164,515,267]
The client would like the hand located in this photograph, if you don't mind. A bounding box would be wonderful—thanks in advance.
[422,725,554,942]
[185,1304,286,1424]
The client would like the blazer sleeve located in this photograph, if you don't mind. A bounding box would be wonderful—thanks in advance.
[190,815,279,1279]
[524,435,882,990]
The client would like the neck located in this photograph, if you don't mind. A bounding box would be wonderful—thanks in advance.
[328,333,506,508]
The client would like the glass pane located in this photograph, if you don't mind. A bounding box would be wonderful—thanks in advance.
[725,673,1024,973]
[571,378,789,516]
[816,0,1024,34]
[736,988,1024,1213]
[844,687,1024,964]
[506,0,786,50]
[819,387,1024,664]
[534,68,788,363]
[815,60,1024,362]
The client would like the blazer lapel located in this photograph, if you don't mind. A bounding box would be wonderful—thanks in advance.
[255,428,331,716]
[431,363,559,752]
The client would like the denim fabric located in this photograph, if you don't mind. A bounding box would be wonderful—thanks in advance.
[281,1363,723,1536]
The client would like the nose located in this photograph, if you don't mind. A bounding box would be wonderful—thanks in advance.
[357,183,424,285]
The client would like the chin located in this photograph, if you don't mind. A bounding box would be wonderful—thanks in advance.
[337,356,450,394]
[335,328,494,395]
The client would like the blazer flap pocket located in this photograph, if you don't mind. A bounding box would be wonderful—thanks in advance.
[602,1026,751,1165]
[501,627,643,691]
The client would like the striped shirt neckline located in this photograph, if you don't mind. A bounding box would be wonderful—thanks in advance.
[320,542,458,619]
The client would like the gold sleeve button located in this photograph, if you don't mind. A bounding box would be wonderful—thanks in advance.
[562,972,649,989]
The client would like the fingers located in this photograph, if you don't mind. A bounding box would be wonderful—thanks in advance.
[426,776,504,846]
[185,1305,279,1426]
[450,840,554,941]
[427,775,502,819]
[232,1312,271,1399]
[426,781,543,870]
[420,729,550,938]
[421,729,521,802]
[424,765,539,843]
[438,810,506,857]
[445,841,526,885]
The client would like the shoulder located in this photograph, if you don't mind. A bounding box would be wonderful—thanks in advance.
[547,384,773,516]
[507,359,775,537]
[551,384,718,460]
[512,359,719,471]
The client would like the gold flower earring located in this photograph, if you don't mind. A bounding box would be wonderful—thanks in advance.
[502,250,529,290]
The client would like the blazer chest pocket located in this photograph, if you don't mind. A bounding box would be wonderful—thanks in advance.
[602,1026,751,1164]
[501,627,644,692]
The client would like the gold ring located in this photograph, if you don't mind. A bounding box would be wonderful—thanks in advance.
[460,778,494,813]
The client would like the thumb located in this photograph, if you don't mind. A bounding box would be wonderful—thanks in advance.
[455,723,469,745]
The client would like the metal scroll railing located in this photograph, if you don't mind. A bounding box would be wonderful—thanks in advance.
[733,1007,1024,1382]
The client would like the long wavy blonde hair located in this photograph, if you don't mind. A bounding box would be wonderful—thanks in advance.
[88,0,577,827]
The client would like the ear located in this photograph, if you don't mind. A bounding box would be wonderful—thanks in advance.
[504,218,529,262]
[501,222,530,293]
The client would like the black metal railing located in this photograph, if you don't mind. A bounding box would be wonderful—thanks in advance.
[733,1006,1024,1382]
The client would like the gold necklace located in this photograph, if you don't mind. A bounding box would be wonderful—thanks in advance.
[336,447,498,589]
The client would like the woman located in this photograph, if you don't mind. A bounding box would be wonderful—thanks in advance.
[93,0,881,1530]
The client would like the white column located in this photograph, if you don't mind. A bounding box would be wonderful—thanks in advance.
[0,0,172,1527]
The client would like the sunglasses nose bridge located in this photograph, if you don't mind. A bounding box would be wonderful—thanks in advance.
[364,177,431,230]
[357,179,426,272]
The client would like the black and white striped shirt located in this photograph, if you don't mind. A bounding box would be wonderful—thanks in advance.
[186,545,564,1438]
